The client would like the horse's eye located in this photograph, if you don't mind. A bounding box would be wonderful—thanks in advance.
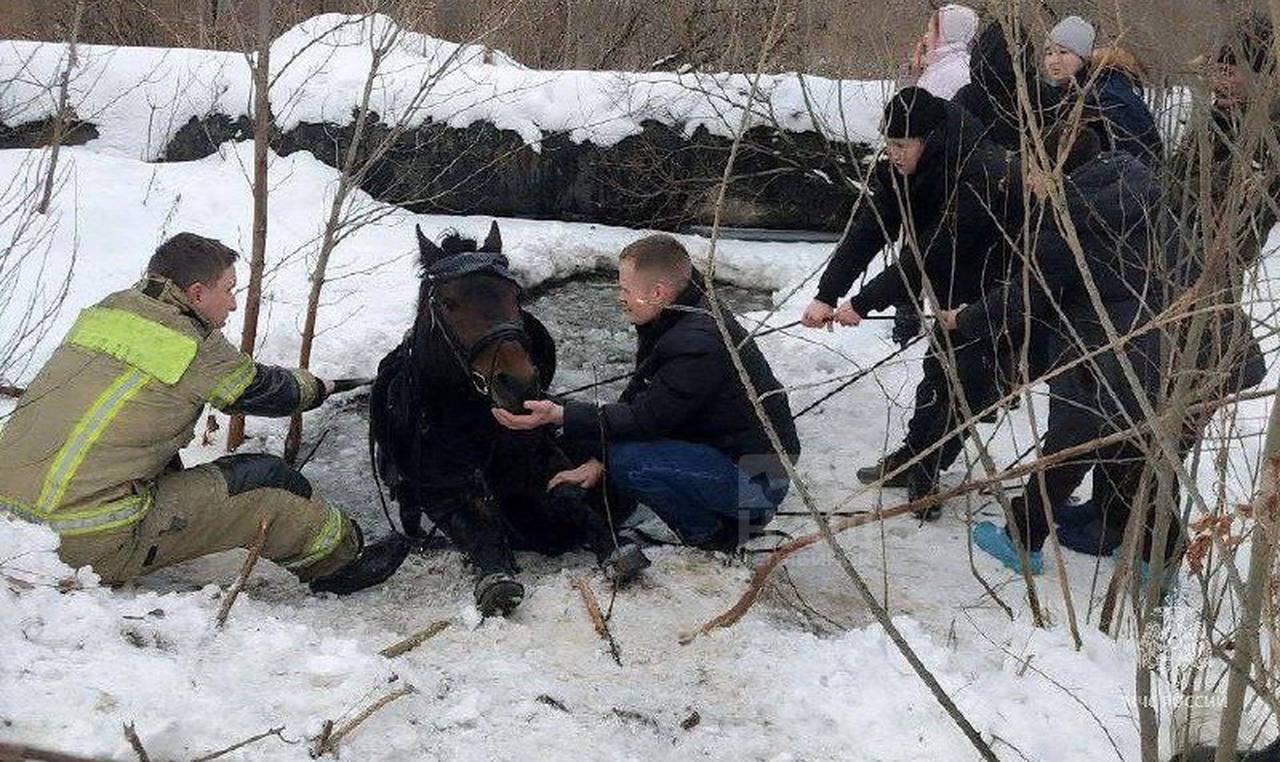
[442,297,459,311]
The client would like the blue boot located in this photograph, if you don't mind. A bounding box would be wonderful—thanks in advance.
[973,521,1043,575]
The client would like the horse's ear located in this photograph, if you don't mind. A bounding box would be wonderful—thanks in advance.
[482,221,502,253]
[416,223,444,267]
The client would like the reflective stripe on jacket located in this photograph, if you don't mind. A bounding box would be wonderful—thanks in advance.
[0,276,323,534]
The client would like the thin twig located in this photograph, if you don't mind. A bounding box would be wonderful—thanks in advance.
[215,518,269,628]
[296,428,332,471]
[190,726,288,762]
[311,684,415,758]
[0,741,110,762]
[379,620,450,658]
[574,577,622,666]
[680,502,919,642]
[122,722,150,762]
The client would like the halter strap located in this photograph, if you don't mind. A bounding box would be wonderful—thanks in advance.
[425,285,531,397]
[424,252,520,286]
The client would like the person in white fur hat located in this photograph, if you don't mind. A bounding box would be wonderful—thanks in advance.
[911,3,980,99]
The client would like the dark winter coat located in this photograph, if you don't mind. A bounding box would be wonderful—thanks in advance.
[1167,102,1280,271]
[956,151,1168,418]
[1063,54,1163,169]
[953,22,1058,151]
[816,102,1018,316]
[562,275,801,479]
[1162,102,1274,406]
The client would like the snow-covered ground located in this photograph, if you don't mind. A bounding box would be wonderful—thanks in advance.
[1,16,1277,762]
[1,138,1274,761]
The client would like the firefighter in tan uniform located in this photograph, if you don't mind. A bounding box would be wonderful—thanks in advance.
[0,233,408,594]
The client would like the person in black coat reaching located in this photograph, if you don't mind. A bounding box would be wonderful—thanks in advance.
[939,124,1177,577]
[801,87,1019,515]
[495,234,800,552]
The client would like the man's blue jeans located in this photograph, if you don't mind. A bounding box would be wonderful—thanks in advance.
[606,440,788,548]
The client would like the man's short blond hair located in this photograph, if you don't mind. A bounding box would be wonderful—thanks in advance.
[619,234,693,287]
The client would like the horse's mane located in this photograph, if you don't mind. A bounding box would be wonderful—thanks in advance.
[438,229,479,254]
[422,229,479,268]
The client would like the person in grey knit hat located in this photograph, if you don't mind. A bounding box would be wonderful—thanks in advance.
[1044,15,1095,84]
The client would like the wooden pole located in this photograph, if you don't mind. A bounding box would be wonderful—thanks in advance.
[227,0,272,452]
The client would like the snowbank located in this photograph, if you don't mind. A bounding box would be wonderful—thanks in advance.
[0,13,887,160]
[0,66,1273,755]
[1,514,1171,761]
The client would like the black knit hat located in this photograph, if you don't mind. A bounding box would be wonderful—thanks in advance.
[1217,13,1274,73]
[882,87,948,139]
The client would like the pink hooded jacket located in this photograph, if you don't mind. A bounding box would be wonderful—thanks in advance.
[915,4,979,99]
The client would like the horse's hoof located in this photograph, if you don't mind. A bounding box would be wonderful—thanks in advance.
[474,573,524,617]
[604,544,651,586]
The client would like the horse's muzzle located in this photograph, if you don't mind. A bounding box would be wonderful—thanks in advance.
[490,371,542,415]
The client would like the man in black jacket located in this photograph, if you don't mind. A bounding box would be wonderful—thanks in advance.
[494,234,800,551]
[941,126,1177,576]
[801,87,1017,513]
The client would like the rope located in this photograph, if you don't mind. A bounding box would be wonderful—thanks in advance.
[551,319,806,398]
[551,316,906,398]
[792,334,924,420]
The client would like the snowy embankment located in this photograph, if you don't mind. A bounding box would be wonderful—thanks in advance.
[1,16,1276,762]
[0,13,887,160]
[2,139,1269,761]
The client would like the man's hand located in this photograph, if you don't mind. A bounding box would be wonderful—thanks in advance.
[492,399,564,430]
[834,302,862,327]
[935,306,964,331]
[911,35,928,75]
[801,299,835,328]
[547,458,604,491]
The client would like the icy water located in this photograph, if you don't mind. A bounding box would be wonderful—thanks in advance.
[299,273,773,534]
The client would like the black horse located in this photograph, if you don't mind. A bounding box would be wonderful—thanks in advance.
[369,221,625,615]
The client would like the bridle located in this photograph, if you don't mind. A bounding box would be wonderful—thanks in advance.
[421,251,531,397]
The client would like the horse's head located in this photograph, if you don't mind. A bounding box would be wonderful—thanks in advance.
[415,221,542,413]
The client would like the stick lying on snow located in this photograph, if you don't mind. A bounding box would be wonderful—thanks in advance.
[311,684,414,758]
[0,741,110,761]
[574,577,622,666]
[680,502,920,644]
[379,619,449,658]
[122,722,150,762]
[684,423,1165,643]
[190,726,288,762]
[215,519,269,628]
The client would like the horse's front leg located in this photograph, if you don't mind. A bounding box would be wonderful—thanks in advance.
[420,488,519,577]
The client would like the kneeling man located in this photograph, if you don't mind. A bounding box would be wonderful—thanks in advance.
[495,234,801,553]
[0,233,407,594]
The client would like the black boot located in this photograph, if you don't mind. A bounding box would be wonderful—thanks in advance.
[908,471,943,522]
[857,448,912,487]
[309,524,411,595]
